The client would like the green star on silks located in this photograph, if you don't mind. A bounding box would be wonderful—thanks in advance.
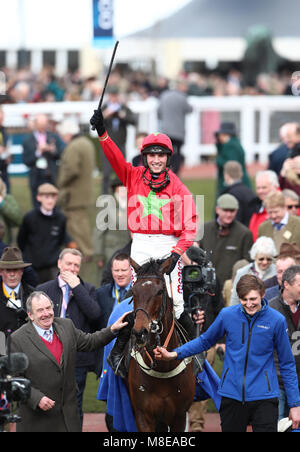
[138,190,171,221]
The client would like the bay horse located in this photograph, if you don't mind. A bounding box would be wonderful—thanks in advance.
[127,256,195,432]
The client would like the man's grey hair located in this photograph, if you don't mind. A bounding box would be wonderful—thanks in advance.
[26,291,54,314]
[282,265,300,288]
[58,248,82,261]
[282,189,300,202]
[255,170,279,188]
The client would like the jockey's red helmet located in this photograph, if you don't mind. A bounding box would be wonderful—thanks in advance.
[140,133,173,168]
[141,133,173,155]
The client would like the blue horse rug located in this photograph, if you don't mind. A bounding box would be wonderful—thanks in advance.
[97,297,221,432]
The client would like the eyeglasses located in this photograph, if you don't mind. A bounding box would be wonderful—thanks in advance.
[257,257,273,262]
[287,204,300,210]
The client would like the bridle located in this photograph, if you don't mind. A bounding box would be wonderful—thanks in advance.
[132,274,175,368]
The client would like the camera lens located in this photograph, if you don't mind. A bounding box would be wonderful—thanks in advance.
[184,266,201,282]
[188,269,200,279]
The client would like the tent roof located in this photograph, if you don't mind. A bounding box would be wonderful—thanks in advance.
[127,0,300,39]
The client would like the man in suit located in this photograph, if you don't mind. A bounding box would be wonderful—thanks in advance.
[56,118,95,258]
[37,247,101,427]
[258,191,300,253]
[268,123,298,175]
[268,266,300,420]
[264,254,296,301]
[248,170,279,241]
[95,253,132,378]
[199,194,253,289]
[157,78,193,174]
[22,114,64,207]
[10,290,129,432]
[0,246,34,336]
[99,85,137,194]
[282,189,300,217]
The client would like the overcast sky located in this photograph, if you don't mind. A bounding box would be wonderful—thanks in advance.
[0,0,191,48]
[114,0,191,37]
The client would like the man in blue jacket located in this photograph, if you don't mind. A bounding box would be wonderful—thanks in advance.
[154,274,300,432]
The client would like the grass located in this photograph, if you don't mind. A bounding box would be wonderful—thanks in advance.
[82,373,106,413]
[9,174,222,414]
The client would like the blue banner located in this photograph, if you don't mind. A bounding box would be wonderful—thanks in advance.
[92,0,114,47]
[8,133,29,177]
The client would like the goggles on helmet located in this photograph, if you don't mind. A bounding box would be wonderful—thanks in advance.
[142,145,171,155]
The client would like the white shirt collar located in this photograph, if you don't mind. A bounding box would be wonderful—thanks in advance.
[4,282,21,297]
[40,206,53,216]
[32,322,53,338]
[272,211,289,227]
[58,275,67,288]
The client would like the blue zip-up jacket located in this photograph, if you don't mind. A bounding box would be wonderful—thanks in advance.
[175,300,300,407]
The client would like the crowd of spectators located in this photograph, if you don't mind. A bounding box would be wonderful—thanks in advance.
[0,61,300,432]
[0,64,295,105]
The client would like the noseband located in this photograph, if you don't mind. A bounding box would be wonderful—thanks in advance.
[132,274,175,367]
[133,274,169,339]
[133,275,168,338]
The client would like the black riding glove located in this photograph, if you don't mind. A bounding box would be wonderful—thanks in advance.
[90,109,106,136]
[166,252,180,275]
[123,311,135,329]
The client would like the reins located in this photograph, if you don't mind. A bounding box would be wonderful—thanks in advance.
[132,273,175,369]
[162,275,175,349]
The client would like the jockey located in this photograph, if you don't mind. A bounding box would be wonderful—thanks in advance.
[90,109,198,378]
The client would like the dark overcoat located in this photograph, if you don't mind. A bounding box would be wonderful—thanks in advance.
[10,318,115,432]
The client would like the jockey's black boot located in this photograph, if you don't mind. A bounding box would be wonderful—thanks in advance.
[107,312,135,379]
[177,310,196,340]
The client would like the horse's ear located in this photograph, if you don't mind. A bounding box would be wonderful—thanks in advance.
[159,256,173,275]
[130,257,141,273]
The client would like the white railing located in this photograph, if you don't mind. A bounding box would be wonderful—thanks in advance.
[3,95,300,168]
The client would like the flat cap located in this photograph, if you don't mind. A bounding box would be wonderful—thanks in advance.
[37,183,58,195]
[217,193,239,210]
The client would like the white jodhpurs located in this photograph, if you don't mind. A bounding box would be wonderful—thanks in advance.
[131,233,184,318]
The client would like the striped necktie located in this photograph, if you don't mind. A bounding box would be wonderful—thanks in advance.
[43,329,52,342]
[61,284,71,317]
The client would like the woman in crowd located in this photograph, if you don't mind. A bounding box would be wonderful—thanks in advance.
[230,236,277,305]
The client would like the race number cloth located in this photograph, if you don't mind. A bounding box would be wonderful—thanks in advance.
[131,233,184,318]
[97,298,221,432]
